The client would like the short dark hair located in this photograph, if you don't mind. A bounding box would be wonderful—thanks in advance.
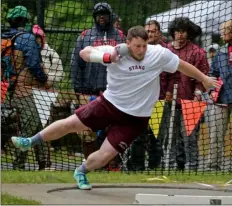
[168,17,202,40]
[145,20,161,31]
[127,25,148,41]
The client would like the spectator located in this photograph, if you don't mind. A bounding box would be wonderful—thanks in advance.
[112,13,125,39]
[32,24,64,153]
[2,5,51,170]
[70,2,125,161]
[32,25,64,85]
[145,20,166,47]
[205,20,232,171]
[145,20,168,99]
[127,20,169,171]
[166,17,209,170]
[145,20,171,169]
[207,43,219,66]
[11,25,219,190]
[113,13,122,30]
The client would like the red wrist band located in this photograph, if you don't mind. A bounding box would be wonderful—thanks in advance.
[103,53,111,63]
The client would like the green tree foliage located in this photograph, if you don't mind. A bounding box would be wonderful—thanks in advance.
[3,0,196,92]
[45,0,93,29]
[2,0,38,23]
[93,0,172,31]
[43,0,174,91]
[44,0,173,32]
[1,2,9,26]
[5,0,37,14]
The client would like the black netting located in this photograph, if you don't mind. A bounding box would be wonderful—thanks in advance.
[1,0,232,174]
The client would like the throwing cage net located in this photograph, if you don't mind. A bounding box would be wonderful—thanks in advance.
[1,0,232,173]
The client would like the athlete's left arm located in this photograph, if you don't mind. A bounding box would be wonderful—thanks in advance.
[79,43,128,64]
[178,59,220,91]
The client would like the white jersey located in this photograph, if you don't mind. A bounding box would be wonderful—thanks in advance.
[98,44,179,117]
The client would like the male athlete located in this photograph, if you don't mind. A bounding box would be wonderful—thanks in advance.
[12,26,219,190]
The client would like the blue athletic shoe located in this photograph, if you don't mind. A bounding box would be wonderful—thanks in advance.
[11,136,32,152]
[73,169,92,190]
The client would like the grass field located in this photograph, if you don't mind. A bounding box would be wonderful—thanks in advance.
[2,170,231,205]
[1,170,232,185]
[1,192,41,205]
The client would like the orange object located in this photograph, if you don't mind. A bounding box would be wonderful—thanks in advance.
[211,77,223,102]
[181,100,206,136]
[1,81,9,103]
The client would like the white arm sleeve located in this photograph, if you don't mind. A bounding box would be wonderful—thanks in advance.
[90,45,115,65]
[95,45,115,54]
[161,48,180,73]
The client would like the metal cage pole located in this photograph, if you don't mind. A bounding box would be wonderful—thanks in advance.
[36,0,45,29]
[165,83,178,169]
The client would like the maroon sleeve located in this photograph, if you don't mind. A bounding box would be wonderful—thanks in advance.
[194,49,210,92]
[166,71,180,94]
[159,72,168,99]
[165,43,175,94]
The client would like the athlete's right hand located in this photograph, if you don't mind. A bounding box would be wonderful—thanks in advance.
[111,43,129,63]
[110,48,120,63]
[116,43,129,56]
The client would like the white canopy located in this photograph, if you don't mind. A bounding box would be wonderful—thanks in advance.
[146,0,232,34]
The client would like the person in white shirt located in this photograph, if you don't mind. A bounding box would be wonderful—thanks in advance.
[41,43,64,83]
[12,25,219,190]
[32,24,64,84]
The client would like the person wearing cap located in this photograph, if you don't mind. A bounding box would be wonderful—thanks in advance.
[166,17,210,171]
[2,5,51,170]
[70,2,125,164]
[205,20,232,171]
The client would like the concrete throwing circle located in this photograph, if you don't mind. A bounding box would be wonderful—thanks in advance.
[47,184,232,205]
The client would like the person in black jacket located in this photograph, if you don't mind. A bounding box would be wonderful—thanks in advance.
[70,2,125,160]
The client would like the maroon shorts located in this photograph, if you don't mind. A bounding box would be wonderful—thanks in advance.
[75,94,149,153]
